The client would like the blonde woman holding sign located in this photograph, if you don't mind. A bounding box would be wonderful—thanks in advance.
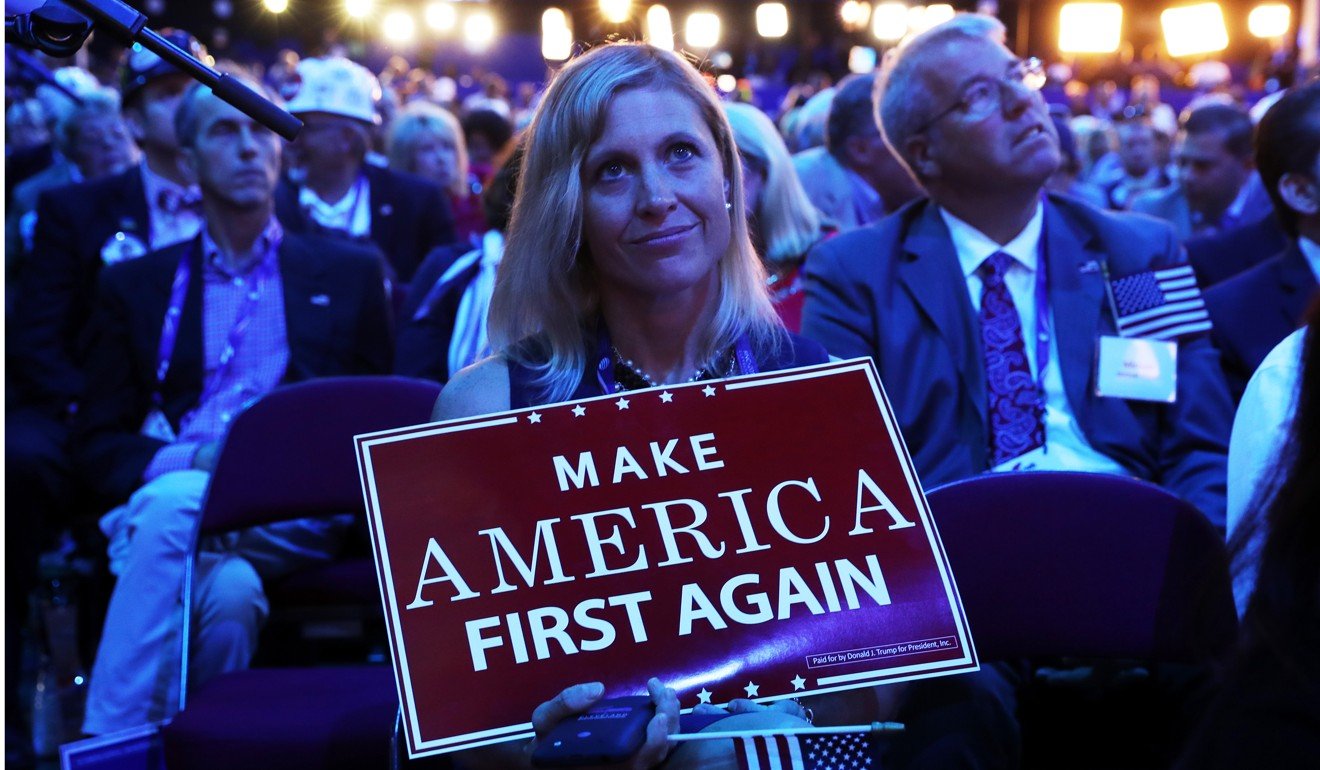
[434,41,832,769]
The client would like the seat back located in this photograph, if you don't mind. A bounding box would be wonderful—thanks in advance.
[198,376,442,536]
[927,471,1237,663]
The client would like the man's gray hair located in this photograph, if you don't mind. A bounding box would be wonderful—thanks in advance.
[174,65,280,149]
[875,13,1006,175]
[55,88,122,155]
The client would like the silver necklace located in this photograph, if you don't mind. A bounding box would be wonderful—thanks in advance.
[611,346,711,391]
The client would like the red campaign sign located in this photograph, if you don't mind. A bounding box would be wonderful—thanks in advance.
[356,359,978,759]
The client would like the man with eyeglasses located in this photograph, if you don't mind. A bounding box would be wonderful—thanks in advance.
[801,15,1231,766]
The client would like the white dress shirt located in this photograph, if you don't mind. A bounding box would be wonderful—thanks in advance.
[141,163,203,250]
[298,175,372,238]
[1299,235,1320,286]
[1226,327,1304,615]
[940,203,1127,476]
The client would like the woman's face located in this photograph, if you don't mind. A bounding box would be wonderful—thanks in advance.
[580,86,731,307]
[411,130,459,190]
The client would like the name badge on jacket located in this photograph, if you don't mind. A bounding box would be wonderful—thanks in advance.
[1094,336,1178,403]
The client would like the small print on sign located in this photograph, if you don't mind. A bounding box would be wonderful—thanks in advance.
[357,359,977,758]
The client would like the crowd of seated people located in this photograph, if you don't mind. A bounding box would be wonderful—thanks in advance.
[4,14,1319,769]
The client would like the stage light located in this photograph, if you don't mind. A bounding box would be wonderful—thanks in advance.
[1248,3,1290,38]
[464,10,496,52]
[646,5,674,49]
[685,11,720,48]
[344,0,372,20]
[756,3,788,38]
[600,0,631,24]
[1058,3,1122,53]
[849,45,878,73]
[717,74,737,92]
[382,9,415,44]
[425,1,456,31]
[841,1,872,32]
[1161,3,1228,57]
[924,4,954,27]
[262,0,289,13]
[543,8,573,61]
[871,2,907,41]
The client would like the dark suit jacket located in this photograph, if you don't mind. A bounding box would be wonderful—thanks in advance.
[1187,214,1289,289]
[393,243,472,384]
[1204,243,1317,402]
[802,194,1232,526]
[274,164,456,284]
[75,232,394,505]
[10,166,151,412]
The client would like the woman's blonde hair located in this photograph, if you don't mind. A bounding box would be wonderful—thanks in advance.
[489,42,781,404]
[723,101,823,266]
[386,100,469,197]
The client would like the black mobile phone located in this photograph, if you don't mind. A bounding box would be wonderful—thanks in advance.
[530,696,655,767]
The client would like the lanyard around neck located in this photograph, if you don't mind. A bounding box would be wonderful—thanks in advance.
[152,242,276,407]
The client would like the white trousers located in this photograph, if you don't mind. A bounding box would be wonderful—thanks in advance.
[83,470,348,734]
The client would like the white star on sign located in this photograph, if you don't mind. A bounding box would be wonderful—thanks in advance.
[527,412,542,424]
[791,674,806,691]
[659,391,674,403]
[702,385,716,397]
[615,397,630,410]
[572,405,586,417]
[696,688,713,704]
[743,681,759,697]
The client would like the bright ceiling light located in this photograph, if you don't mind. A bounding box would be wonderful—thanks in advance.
[871,2,907,42]
[600,0,631,24]
[1248,3,1291,38]
[924,4,955,27]
[716,74,737,93]
[464,10,496,52]
[1058,3,1123,53]
[685,11,720,48]
[262,0,289,12]
[1161,3,1228,57]
[542,8,573,61]
[756,3,789,38]
[382,9,415,44]
[424,2,456,31]
[849,45,878,73]
[344,0,372,20]
[840,1,872,31]
[645,5,674,49]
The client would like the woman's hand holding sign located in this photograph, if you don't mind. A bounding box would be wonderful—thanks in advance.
[529,678,679,769]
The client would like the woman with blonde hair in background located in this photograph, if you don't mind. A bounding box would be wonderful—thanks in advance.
[387,100,487,244]
[724,101,832,332]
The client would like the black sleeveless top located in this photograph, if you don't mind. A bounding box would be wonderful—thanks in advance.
[507,331,830,409]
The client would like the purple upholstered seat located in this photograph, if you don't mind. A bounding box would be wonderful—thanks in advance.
[926,471,1237,663]
[163,376,442,770]
[163,666,399,770]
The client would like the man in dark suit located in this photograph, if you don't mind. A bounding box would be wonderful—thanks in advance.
[1205,81,1320,402]
[274,56,454,283]
[77,77,392,735]
[1187,212,1288,288]
[801,16,1232,768]
[1130,102,1273,241]
[804,18,1231,526]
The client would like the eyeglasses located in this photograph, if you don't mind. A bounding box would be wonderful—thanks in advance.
[914,57,1047,135]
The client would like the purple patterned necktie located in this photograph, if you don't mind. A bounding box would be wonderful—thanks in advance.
[979,252,1044,467]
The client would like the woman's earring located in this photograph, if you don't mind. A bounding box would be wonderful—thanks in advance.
[725,201,733,211]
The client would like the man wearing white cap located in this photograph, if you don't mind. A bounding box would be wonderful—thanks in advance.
[274,56,455,282]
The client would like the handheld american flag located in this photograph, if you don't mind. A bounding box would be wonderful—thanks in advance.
[1107,264,1212,340]
[735,732,880,770]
